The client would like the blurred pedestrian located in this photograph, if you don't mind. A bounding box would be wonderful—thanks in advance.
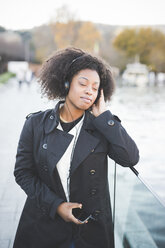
[13,47,139,248]
[17,69,25,88]
[25,69,33,87]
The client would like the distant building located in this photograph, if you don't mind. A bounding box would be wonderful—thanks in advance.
[0,31,25,73]
[0,31,25,61]
[122,62,149,86]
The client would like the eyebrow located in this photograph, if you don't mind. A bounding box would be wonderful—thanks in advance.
[78,76,99,84]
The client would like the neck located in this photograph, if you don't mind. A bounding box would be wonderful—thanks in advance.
[60,100,84,122]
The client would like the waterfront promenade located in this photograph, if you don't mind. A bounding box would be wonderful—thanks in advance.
[1,77,165,248]
[0,78,54,248]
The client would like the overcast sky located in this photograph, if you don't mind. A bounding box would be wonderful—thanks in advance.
[1,0,165,30]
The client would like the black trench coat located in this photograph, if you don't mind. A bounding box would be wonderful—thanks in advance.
[13,101,139,248]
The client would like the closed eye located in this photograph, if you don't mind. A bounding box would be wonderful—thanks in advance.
[78,81,99,91]
[79,81,87,86]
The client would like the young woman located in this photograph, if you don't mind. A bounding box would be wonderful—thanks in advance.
[13,47,139,248]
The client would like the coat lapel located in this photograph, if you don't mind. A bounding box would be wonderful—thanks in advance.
[47,128,74,175]
[70,127,99,176]
[43,100,73,175]
[44,101,100,177]
[70,111,100,176]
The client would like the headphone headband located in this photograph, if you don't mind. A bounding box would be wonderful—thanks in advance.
[64,54,85,96]
[68,54,85,68]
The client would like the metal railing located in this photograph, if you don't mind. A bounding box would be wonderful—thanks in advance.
[108,161,165,248]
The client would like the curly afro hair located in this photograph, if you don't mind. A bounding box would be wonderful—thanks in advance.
[38,47,115,103]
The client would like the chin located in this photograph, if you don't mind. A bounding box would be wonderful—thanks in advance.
[79,102,93,110]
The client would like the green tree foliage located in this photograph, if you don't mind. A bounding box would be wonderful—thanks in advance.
[113,27,165,72]
[113,29,138,57]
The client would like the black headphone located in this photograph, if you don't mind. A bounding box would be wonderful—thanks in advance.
[64,81,70,95]
[64,55,84,96]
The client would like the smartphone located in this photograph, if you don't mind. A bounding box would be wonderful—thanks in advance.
[72,208,93,223]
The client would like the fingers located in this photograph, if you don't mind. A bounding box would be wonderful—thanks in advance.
[57,202,87,225]
[67,202,83,224]
[100,89,104,100]
[71,203,82,209]
[96,89,104,107]
[70,214,87,225]
[92,88,106,117]
[69,203,88,225]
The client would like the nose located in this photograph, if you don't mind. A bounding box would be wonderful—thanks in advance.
[85,85,92,95]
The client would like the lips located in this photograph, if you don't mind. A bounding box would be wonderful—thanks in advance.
[81,97,92,104]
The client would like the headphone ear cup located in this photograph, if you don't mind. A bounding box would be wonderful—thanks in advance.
[64,81,70,95]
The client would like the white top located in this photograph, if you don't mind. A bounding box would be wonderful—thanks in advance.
[56,115,84,201]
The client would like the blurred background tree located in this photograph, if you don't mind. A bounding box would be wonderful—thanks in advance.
[50,5,101,53]
[1,4,165,74]
[113,27,165,72]
[31,25,55,63]
[74,21,101,52]
[113,29,138,58]
[50,5,76,50]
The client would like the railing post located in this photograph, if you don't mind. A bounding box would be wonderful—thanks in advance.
[112,162,117,230]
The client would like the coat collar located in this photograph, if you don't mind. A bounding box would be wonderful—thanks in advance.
[44,100,100,178]
[44,100,95,134]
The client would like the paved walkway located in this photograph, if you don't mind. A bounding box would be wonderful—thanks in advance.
[2,77,162,248]
[0,78,54,248]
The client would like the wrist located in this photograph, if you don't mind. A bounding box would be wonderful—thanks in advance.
[57,202,65,213]
[94,109,106,117]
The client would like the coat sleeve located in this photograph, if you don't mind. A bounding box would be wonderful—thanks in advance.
[92,110,140,167]
[14,116,64,219]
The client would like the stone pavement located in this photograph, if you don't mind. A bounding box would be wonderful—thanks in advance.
[0,78,54,248]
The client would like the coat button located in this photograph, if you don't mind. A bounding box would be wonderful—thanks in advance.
[91,189,97,195]
[90,169,96,175]
[108,120,115,126]
[41,206,47,215]
[43,165,48,172]
[42,144,47,149]
[93,210,101,217]
[50,115,54,120]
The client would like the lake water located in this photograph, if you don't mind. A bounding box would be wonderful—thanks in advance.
[106,83,165,247]
[108,84,165,205]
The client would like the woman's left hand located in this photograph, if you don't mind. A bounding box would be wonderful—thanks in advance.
[92,89,106,117]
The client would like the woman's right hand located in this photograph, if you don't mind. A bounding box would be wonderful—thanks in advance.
[57,202,86,224]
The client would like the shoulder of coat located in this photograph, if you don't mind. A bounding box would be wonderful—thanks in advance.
[113,114,121,123]
[26,111,42,119]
